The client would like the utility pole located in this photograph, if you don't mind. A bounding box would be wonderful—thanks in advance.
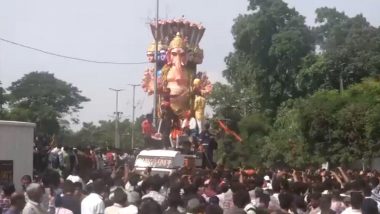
[109,88,123,149]
[153,0,159,127]
[128,84,140,150]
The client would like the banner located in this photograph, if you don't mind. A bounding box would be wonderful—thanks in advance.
[135,156,174,169]
[217,120,243,143]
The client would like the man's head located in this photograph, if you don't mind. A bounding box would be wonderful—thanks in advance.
[3,183,16,197]
[63,180,75,194]
[232,189,251,208]
[26,183,44,203]
[41,169,61,188]
[350,192,363,210]
[148,175,162,192]
[10,192,26,211]
[167,192,182,208]
[368,177,379,189]
[73,182,83,197]
[21,175,32,191]
[205,204,223,214]
[258,192,270,208]
[186,197,205,214]
[208,196,219,206]
[112,188,127,206]
[319,195,332,212]
[92,179,106,195]
[309,192,321,209]
[139,198,162,214]
[185,110,191,119]
[279,192,293,211]
[146,114,153,122]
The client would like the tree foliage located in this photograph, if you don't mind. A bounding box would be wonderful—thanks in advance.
[60,117,145,150]
[0,81,6,118]
[223,0,313,116]
[297,8,380,95]
[210,0,380,168]
[7,71,89,135]
[267,78,380,166]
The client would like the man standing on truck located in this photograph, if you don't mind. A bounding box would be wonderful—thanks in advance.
[199,123,217,169]
[141,114,154,149]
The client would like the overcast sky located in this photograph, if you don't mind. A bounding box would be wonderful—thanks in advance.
[1,0,379,130]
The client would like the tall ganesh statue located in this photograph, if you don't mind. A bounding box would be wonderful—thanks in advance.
[141,19,212,138]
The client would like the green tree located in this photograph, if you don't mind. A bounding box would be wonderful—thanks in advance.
[7,71,90,135]
[236,113,271,167]
[61,117,145,150]
[223,0,313,117]
[264,78,380,167]
[297,8,380,95]
[208,82,242,125]
[209,1,380,167]
[0,81,6,118]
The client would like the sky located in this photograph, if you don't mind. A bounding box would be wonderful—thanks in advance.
[0,0,379,130]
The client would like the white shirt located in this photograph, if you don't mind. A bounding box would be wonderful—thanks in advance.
[269,193,280,210]
[81,193,105,214]
[217,189,234,210]
[66,175,85,187]
[55,207,73,214]
[341,207,362,214]
[142,191,165,205]
[120,205,138,214]
[22,200,47,214]
[181,118,197,130]
[105,203,123,214]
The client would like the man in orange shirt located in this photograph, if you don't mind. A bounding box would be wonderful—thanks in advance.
[141,114,154,149]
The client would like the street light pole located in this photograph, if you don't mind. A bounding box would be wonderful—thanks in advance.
[128,84,140,150]
[109,88,123,149]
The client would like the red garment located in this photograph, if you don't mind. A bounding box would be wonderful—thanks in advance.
[170,128,182,140]
[141,119,153,135]
[203,188,217,198]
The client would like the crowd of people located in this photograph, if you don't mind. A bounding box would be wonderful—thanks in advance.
[1,118,379,214]
[3,143,380,214]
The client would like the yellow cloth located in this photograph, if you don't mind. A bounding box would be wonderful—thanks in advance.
[194,95,206,120]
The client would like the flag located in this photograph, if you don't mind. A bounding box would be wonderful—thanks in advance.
[217,120,243,143]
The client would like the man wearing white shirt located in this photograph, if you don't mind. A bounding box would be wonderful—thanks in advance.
[141,176,165,206]
[121,205,138,214]
[105,189,126,214]
[181,111,198,136]
[216,186,234,211]
[81,179,105,214]
[341,192,363,214]
[123,191,139,214]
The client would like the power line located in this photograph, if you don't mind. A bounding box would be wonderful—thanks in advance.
[0,36,148,65]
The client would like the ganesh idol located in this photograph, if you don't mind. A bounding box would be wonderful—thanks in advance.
[160,32,191,117]
[141,19,212,131]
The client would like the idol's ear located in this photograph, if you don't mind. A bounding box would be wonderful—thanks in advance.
[166,50,171,66]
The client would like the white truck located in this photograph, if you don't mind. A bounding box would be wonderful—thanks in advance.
[134,150,201,176]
